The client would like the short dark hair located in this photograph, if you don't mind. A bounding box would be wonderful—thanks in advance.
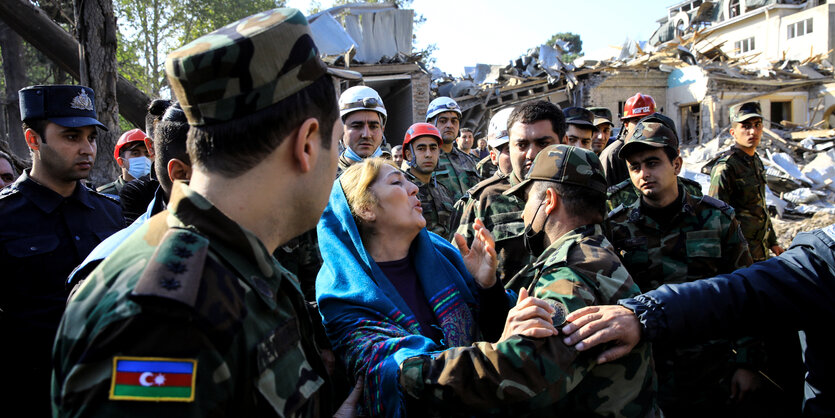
[459,128,473,135]
[154,102,190,193]
[508,101,567,139]
[146,99,172,140]
[21,119,48,143]
[187,75,338,177]
[622,143,679,165]
[531,180,606,223]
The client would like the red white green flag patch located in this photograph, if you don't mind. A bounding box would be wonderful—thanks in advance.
[109,356,197,402]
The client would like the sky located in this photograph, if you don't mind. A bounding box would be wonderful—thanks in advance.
[286,0,678,76]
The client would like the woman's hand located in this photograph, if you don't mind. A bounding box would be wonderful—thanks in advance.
[454,218,498,289]
[499,288,559,342]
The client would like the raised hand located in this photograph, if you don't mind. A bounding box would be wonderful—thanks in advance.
[454,218,498,289]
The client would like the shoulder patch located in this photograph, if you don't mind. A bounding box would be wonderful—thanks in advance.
[132,228,209,307]
[109,356,197,402]
[699,195,734,216]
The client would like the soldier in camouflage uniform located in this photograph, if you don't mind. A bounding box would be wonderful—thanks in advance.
[709,102,784,262]
[474,154,497,178]
[427,97,481,200]
[453,107,532,286]
[398,144,658,417]
[606,121,760,416]
[52,9,362,416]
[400,123,456,237]
[606,113,703,211]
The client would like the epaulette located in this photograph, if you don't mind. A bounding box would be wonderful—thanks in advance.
[606,203,628,220]
[0,185,20,199]
[700,148,734,175]
[466,173,504,198]
[88,187,121,206]
[132,227,209,308]
[606,179,632,196]
[699,195,735,216]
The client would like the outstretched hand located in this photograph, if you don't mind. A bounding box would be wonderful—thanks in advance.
[499,287,558,342]
[560,305,641,364]
[454,218,498,289]
[333,378,363,418]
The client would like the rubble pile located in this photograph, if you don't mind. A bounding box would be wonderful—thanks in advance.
[773,212,835,248]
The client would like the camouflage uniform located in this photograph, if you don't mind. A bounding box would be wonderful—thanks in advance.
[435,146,481,201]
[336,152,355,176]
[97,176,126,198]
[53,183,330,417]
[709,146,778,262]
[399,145,658,417]
[453,171,531,287]
[475,155,497,179]
[607,175,703,212]
[608,177,757,416]
[403,168,456,237]
[52,8,357,416]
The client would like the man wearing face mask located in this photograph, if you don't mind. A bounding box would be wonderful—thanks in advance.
[97,128,152,199]
[400,123,456,237]
[336,85,387,176]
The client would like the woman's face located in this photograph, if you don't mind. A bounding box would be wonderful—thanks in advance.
[367,164,425,233]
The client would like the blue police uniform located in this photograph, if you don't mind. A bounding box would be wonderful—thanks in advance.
[0,84,123,416]
[621,225,835,417]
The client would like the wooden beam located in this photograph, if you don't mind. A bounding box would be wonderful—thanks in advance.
[0,0,149,128]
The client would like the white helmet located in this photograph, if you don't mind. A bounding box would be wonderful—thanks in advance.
[339,86,387,124]
[425,96,462,122]
[487,107,514,148]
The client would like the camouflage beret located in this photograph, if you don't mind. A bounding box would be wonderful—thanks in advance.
[619,121,679,159]
[730,102,763,123]
[504,144,607,198]
[165,8,359,126]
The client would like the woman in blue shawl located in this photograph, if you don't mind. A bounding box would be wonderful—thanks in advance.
[317,158,556,417]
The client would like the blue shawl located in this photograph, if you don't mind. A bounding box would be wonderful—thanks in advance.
[316,179,482,417]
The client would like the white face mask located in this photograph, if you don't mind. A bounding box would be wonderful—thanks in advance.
[127,156,152,179]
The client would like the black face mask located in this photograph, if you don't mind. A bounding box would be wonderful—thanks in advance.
[523,202,547,257]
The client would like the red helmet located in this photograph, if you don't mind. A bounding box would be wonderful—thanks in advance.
[114,128,149,160]
[621,93,656,120]
[403,123,442,148]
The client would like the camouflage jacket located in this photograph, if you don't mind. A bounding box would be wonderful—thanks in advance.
[708,146,778,261]
[435,146,481,201]
[52,182,331,417]
[96,176,127,199]
[607,176,703,212]
[453,172,532,288]
[399,224,658,417]
[606,186,752,290]
[336,151,356,177]
[403,168,456,238]
[475,155,497,179]
[598,138,629,186]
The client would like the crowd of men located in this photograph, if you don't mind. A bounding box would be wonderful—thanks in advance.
[0,6,830,417]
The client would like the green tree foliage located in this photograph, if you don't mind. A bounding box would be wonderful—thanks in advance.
[546,32,583,63]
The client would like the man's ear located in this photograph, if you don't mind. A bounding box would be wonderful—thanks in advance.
[673,155,683,175]
[544,187,560,216]
[167,159,192,182]
[116,156,127,169]
[293,118,320,173]
[144,138,155,159]
[24,129,41,151]
[561,134,569,145]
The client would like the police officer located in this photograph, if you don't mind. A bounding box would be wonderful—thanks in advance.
[599,92,656,186]
[397,145,658,417]
[562,223,835,417]
[97,128,152,199]
[452,106,531,287]
[588,107,613,155]
[401,123,456,237]
[562,107,596,150]
[606,120,759,416]
[709,102,785,262]
[337,85,387,175]
[0,84,124,416]
[427,96,480,200]
[606,113,703,212]
[52,9,362,416]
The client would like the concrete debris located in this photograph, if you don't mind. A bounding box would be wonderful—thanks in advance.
[773,212,835,248]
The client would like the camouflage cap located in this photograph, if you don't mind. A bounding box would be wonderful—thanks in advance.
[730,102,763,123]
[588,107,613,126]
[618,121,679,159]
[165,8,360,126]
[563,106,596,129]
[504,144,607,198]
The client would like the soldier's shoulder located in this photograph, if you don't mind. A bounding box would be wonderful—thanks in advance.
[467,173,505,198]
[606,179,633,196]
[696,194,735,218]
[0,184,22,202]
[606,203,630,221]
[87,185,122,208]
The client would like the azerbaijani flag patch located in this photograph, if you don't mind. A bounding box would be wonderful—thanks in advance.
[109,356,197,402]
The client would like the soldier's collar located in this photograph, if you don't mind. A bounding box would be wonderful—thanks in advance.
[16,169,93,212]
